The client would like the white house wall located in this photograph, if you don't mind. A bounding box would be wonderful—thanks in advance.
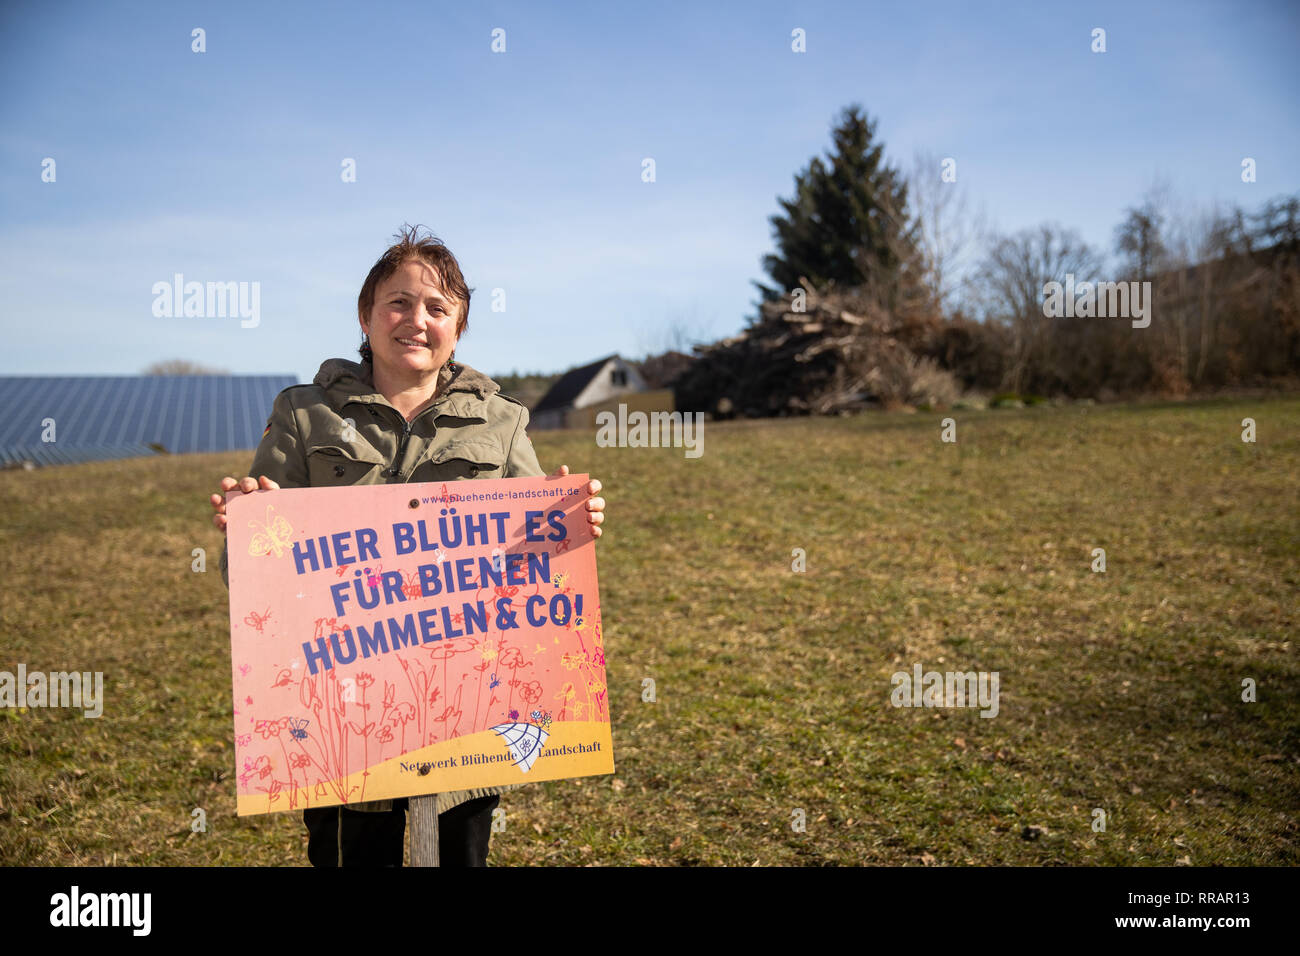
[571,358,648,410]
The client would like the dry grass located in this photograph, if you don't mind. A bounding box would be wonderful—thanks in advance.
[1,396,1296,865]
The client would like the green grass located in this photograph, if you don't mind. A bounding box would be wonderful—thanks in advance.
[1,397,1297,865]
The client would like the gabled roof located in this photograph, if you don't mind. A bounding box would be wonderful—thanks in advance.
[532,354,620,414]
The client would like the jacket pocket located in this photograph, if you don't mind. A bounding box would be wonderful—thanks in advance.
[305,443,387,486]
[416,438,507,482]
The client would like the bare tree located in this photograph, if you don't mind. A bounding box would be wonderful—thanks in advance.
[1115,181,1184,385]
[906,149,989,317]
[635,309,715,360]
[976,224,1103,394]
[142,359,230,375]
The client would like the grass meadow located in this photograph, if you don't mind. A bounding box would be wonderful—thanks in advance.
[1,396,1296,866]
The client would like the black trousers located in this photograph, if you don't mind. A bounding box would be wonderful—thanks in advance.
[303,794,499,867]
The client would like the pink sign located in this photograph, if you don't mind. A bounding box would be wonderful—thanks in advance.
[225,476,613,816]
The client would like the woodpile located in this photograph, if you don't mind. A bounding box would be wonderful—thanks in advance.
[672,281,955,417]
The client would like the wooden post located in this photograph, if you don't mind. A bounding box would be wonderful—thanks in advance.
[409,793,440,866]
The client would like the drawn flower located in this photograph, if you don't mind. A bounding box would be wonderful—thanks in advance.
[376,726,394,744]
[520,680,543,705]
[239,755,272,786]
[508,709,519,721]
[498,647,527,670]
[356,672,376,688]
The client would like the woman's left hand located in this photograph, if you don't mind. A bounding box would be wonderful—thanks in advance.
[552,465,605,538]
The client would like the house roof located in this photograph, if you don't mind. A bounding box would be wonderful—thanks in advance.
[532,354,621,414]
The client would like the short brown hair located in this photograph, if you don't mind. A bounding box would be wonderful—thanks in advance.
[357,224,472,348]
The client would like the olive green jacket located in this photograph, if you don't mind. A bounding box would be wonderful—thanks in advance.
[220,356,545,816]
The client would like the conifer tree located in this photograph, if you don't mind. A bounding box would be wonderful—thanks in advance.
[756,105,919,310]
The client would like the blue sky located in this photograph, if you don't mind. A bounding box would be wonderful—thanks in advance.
[2,0,1297,384]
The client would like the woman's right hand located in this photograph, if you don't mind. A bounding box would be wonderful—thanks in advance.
[211,475,280,532]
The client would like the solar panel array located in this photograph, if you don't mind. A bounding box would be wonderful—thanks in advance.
[0,375,298,468]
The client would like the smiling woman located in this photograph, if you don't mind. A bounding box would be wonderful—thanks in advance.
[357,238,467,413]
[208,223,607,867]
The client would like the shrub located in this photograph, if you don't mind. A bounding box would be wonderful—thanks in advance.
[862,350,961,409]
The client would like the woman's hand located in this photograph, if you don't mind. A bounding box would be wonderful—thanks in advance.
[551,465,605,539]
[211,475,280,533]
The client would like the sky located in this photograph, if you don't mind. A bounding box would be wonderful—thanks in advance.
[2,0,1297,384]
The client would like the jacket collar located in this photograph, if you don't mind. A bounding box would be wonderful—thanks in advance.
[313,357,501,421]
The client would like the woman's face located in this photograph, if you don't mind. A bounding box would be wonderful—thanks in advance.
[362,259,462,380]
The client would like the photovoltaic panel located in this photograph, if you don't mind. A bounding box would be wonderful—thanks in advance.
[0,375,298,467]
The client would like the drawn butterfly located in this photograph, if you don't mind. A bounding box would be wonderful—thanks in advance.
[365,565,383,589]
[248,505,293,558]
[489,673,500,689]
[552,571,570,591]
[244,608,272,633]
[288,717,310,741]
[238,664,251,677]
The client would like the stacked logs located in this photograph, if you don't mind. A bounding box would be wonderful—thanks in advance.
[672,281,952,417]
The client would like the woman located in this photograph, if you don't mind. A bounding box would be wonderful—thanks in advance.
[210,225,606,866]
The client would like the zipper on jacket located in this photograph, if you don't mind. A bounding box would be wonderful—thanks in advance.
[389,419,413,478]
[353,396,450,480]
